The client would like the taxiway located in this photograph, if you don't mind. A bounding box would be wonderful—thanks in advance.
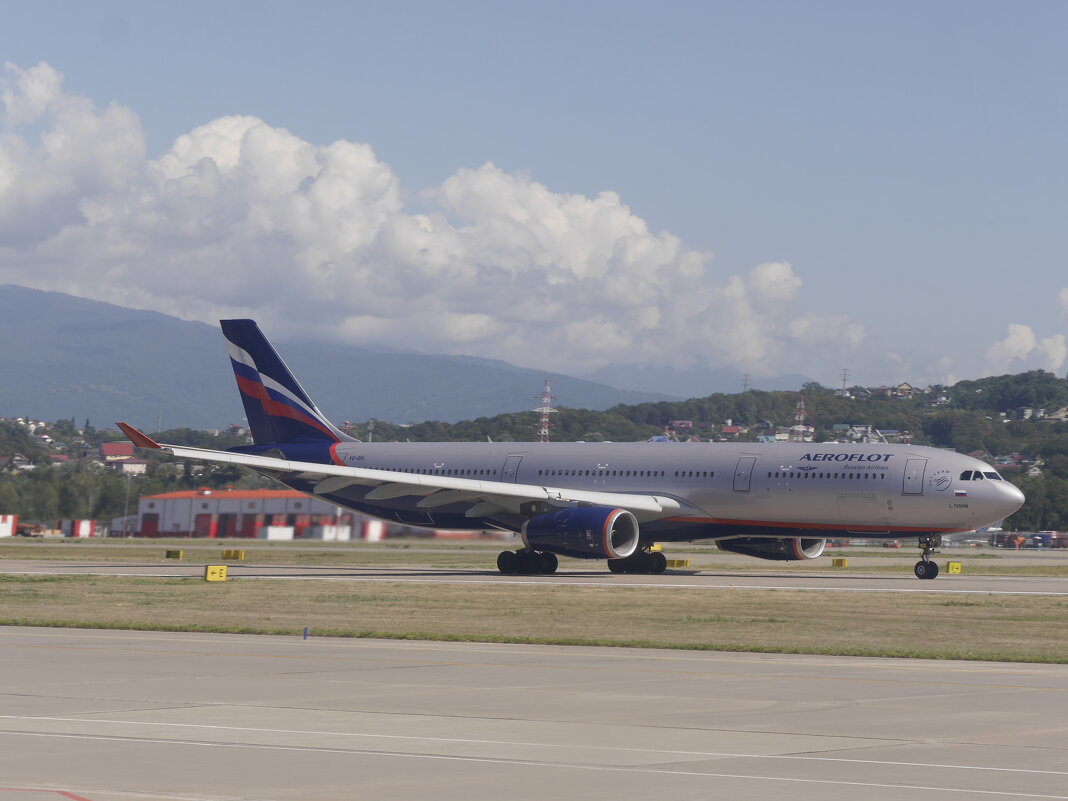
[1,627,1067,800]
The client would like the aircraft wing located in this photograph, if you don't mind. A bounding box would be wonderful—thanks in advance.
[117,423,684,518]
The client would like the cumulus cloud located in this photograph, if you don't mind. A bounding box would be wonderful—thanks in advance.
[1036,334,1067,372]
[0,61,145,246]
[0,61,865,377]
[985,324,1067,375]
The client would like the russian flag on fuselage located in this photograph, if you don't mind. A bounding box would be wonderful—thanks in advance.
[220,319,351,445]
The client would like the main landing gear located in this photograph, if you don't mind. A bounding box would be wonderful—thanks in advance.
[914,535,941,579]
[497,549,558,575]
[608,549,667,575]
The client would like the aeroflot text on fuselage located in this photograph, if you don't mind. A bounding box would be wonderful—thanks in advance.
[799,453,894,463]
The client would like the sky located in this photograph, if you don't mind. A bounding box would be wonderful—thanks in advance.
[1,0,1066,395]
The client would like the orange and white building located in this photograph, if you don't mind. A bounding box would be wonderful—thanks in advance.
[133,487,367,539]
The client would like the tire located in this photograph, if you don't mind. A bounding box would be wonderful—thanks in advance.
[608,559,627,574]
[539,552,559,575]
[515,551,537,574]
[650,551,667,574]
[497,550,517,574]
[914,560,939,579]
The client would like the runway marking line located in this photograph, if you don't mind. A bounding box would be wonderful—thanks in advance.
[3,715,1067,778]
[0,791,95,801]
[2,730,1066,799]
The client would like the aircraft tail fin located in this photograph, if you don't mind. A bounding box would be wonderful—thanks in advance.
[220,319,353,445]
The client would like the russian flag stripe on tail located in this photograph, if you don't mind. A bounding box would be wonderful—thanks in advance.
[220,319,352,445]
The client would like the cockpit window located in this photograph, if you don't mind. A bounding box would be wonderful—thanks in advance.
[959,470,973,480]
[983,471,1002,480]
[973,472,984,480]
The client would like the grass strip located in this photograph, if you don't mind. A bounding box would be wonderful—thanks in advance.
[3,574,1067,663]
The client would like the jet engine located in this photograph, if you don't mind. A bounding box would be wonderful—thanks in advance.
[522,506,640,560]
[716,537,826,561]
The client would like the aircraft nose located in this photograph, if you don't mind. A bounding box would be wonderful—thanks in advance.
[998,481,1026,517]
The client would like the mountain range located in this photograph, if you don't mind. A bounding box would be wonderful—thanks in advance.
[0,285,686,429]
[0,285,812,429]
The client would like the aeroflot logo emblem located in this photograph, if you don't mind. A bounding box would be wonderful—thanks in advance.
[799,453,894,463]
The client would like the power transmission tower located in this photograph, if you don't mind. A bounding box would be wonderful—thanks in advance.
[534,380,557,443]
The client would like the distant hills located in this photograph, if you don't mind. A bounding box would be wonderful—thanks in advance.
[0,285,682,429]
[584,362,812,399]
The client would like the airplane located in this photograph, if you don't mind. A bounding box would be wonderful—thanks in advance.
[118,319,1025,580]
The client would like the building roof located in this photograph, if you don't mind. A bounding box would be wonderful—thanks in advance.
[144,489,306,501]
[102,442,135,458]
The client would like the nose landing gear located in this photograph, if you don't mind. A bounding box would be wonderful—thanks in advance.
[914,535,941,579]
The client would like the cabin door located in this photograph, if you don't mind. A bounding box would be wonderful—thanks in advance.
[501,455,524,483]
[733,456,757,492]
[903,458,927,495]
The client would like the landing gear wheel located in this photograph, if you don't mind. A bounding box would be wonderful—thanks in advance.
[915,535,942,580]
[516,550,542,575]
[497,550,517,574]
[915,560,940,580]
[608,550,662,574]
[539,552,558,575]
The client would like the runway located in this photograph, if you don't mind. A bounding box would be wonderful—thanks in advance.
[1,627,1067,800]
[4,557,1068,595]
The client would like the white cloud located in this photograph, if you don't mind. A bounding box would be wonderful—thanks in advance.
[984,324,1066,375]
[748,261,801,305]
[0,61,867,378]
[0,61,145,246]
[985,324,1037,374]
[1036,334,1067,372]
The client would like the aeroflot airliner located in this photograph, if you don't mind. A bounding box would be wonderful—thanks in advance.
[119,320,1025,579]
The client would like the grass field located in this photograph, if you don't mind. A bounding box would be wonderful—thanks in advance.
[3,538,1068,663]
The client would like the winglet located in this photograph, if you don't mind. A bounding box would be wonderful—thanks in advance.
[116,422,163,450]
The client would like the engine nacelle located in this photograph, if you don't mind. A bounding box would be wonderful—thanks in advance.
[521,506,640,560]
[716,537,826,561]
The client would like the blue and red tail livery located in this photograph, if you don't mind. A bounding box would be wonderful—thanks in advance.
[221,319,351,445]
